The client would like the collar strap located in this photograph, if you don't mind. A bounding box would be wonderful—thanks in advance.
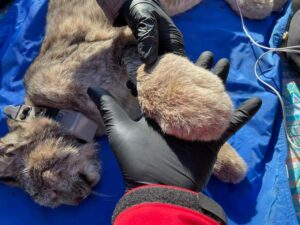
[4,105,97,143]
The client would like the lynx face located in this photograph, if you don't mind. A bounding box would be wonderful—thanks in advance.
[0,118,100,208]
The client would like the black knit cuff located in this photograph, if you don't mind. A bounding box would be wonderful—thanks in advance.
[112,185,227,225]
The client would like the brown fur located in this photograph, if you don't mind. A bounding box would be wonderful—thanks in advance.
[137,54,233,141]
[0,117,99,208]
[213,142,248,183]
[0,0,247,207]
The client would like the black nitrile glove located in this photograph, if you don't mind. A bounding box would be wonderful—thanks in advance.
[118,0,185,65]
[88,52,262,191]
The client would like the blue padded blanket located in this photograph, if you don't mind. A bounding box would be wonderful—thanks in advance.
[0,0,298,224]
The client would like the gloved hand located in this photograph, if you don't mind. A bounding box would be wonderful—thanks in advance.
[118,0,185,64]
[88,52,262,191]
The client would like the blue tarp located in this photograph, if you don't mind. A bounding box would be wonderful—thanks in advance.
[0,0,297,224]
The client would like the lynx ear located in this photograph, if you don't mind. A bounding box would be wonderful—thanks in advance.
[0,140,20,186]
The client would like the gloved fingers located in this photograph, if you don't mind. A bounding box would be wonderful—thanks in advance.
[158,25,186,57]
[126,80,138,97]
[87,87,133,130]
[136,16,159,65]
[213,58,230,84]
[220,97,262,143]
[195,51,214,70]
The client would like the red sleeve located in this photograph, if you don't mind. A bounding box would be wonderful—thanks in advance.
[112,185,227,225]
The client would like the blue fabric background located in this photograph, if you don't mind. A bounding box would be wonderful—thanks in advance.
[0,0,297,224]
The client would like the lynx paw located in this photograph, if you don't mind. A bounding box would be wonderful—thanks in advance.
[137,54,233,141]
[213,143,248,183]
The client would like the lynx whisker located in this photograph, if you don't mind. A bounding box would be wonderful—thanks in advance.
[92,191,114,198]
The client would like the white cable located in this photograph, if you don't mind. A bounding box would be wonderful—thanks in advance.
[235,0,300,149]
[236,0,300,51]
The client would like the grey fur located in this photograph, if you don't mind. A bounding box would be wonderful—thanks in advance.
[0,0,247,208]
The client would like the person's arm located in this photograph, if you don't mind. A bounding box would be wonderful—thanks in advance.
[96,0,126,24]
[112,185,226,225]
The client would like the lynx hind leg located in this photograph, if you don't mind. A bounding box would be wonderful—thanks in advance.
[213,142,248,184]
[160,0,203,16]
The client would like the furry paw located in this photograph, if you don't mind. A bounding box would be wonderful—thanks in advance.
[137,53,233,141]
[225,0,287,20]
[213,142,248,183]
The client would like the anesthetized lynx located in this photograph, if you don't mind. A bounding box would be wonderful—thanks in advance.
[0,0,247,208]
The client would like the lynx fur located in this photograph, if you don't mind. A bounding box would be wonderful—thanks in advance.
[0,0,247,208]
[226,0,287,20]
[137,54,233,141]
